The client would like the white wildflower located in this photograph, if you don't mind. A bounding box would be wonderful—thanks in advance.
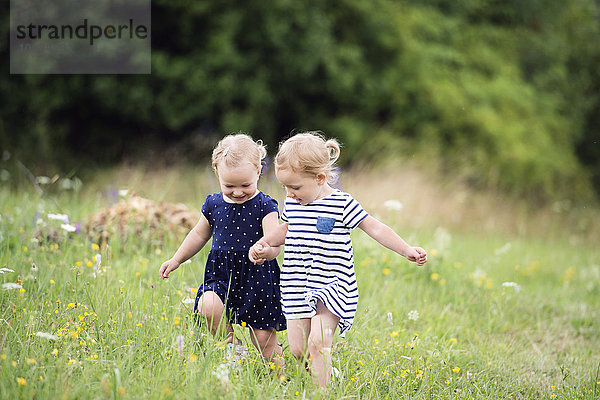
[60,178,76,190]
[48,213,69,223]
[36,176,52,185]
[176,334,184,357]
[387,312,393,326]
[31,263,38,273]
[35,332,58,340]
[408,310,419,321]
[495,242,512,256]
[384,200,403,211]
[118,189,130,197]
[501,282,521,292]
[213,363,231,385]
[60,224,76,232]
[2,283,22,290]
[472,269,486,280]
[433,227,452,252]
[92,254,103,278]
[0,268,15,274]
[182,298,195,304]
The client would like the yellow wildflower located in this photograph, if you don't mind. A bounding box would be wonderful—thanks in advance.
[17,377,27,386]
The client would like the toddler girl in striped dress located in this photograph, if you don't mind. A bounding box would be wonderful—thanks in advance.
[249,132,427,388]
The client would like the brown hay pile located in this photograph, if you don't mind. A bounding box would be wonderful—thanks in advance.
[86,195,199,244]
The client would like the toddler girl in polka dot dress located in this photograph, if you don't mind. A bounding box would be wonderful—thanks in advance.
[159,134,286,365]
[249,132,427,388]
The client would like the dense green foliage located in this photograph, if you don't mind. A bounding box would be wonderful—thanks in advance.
[1,0,599,199]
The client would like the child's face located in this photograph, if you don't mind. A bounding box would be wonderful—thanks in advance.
[276,168,329,205]
[217,161,260,204]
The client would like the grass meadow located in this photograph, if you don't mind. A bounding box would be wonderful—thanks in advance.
[1,164,599,399]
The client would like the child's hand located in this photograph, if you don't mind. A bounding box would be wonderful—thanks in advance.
[159,259,181,279]
[249,240,270,265]
[405,247,427,266]
[248,243,265,265]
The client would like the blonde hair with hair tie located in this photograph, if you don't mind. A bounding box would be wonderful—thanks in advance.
[212,134,267,173]
[274,131,341,184]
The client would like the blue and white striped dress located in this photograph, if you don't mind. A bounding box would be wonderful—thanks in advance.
[280,190,368,337]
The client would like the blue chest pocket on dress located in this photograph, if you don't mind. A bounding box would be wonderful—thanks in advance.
[316,216,336,233]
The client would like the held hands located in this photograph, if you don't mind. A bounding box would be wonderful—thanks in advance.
[159,258,181,279]
[405,247,427,267]
[248,240,271,265]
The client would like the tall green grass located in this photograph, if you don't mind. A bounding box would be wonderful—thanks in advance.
[1,168,599,399]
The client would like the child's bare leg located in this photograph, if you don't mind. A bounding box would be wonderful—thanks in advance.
[248,328,281,360]
[308,301,339,388]
[197,291,234,342]
[287,319,311,362]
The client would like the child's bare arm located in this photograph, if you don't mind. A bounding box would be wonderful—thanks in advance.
[358,216,427,266]
[261,221,288,247]
[249,221,288,264]
[159,215,212,279]
[259,211,283,260]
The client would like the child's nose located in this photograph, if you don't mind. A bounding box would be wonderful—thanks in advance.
[285,188,293,197]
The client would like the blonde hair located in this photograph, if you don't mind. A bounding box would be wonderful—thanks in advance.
[274,131,341,184]
[212,134,267,172]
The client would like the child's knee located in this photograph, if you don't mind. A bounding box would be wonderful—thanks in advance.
[307,337,321,357]
[197,292,223,320]
[289,342,306,360]
[308,331,333,358]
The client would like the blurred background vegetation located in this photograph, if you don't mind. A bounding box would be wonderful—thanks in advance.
[1,0,599,202]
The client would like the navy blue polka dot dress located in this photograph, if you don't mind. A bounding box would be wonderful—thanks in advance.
[194,192,286,331]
